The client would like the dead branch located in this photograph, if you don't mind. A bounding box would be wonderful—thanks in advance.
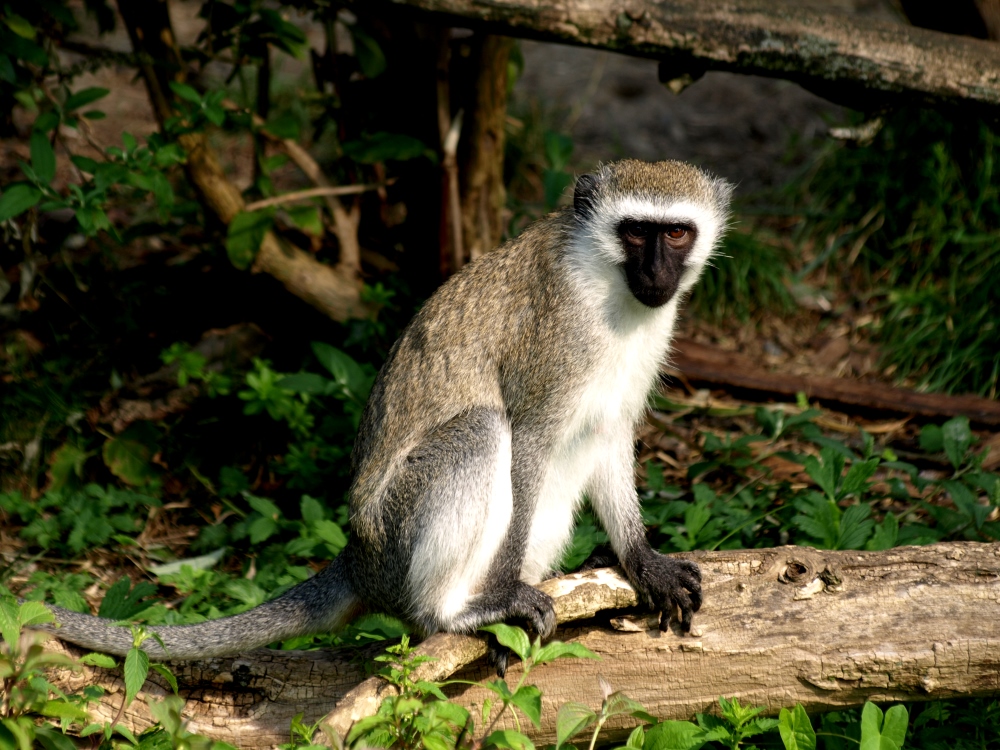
[348,0,1000,114]
[666,337,1000,427]
[42,542,1000,749]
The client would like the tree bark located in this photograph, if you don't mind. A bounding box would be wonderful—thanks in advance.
[458,35,514,263]
[346,0,1000,115]
[42,542,1000,749]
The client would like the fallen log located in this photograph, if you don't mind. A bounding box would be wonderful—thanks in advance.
[42,542,1000,749]
[665,337,1000,427]
[350,0,1000,115]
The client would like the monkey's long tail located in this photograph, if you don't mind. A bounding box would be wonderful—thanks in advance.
[36,555,361,659]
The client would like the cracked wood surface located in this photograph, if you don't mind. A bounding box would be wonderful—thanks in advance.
[43,543,1000,748]
[348,0,1000,114]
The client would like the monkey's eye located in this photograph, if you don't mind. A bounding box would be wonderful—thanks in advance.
[623,221,647,241]
[665,226,687,240]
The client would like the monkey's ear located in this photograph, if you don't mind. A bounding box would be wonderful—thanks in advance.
[574,174,598,221]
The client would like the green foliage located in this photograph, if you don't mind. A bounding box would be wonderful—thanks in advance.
[346,627,598,750]
[0,484,160,555]
[641,408,999,556]
[692,229,795,324]
[0,589,91,750]
[791,109,1000,397]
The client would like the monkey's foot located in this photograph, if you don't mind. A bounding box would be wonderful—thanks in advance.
[631,552,702,633]
[451,581,557,641]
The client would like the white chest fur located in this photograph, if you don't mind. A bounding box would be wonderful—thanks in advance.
[520,298,679,582]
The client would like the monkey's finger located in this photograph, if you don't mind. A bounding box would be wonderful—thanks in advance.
[675,559,701,582]
[657,588,695,632]
[487,636,511,678]
[677,572,702,612]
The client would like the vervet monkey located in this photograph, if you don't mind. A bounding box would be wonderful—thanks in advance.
[39,159,732,671]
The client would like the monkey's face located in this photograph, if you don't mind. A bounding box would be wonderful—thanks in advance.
[617,220,697,308]
[572,160,732,311]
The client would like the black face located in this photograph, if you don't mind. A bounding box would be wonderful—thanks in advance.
[617,219,697,308]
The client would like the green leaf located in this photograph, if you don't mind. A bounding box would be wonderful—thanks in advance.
[46,442,89,491]
[226,210,273,270]
[246,493,281,518]
[39,700,89,721]
[249,516,278,544]
[286,204,323,236]
[30,130,56,184]
[4,14,36,39]
[112,723,138,744]
[866,512,898,551]
[880,705,908,748]
[276,373,331,394]
[64,87,110,112]
[778,705,816,750]
[860,702,908,750]
[626,725,646,750]
[311,342,371,400]
[0,183,41,221]
[312,519,347,550]
[101,422,161,486]
[919,424,943,454]
[343,132,434,164]
[0,597,23,647]
[33,725,80,750]
[349,26,387,78]
[941,416,972,469]
[79,652,117,668]
[643,720,707,750]
[534,641,600,665]
[479,623,531,660]
[510,685,542,728]
[486,729,535,750]
[123,647,150,706]
[944,480,989,528]
[98,577,159,620]
[837,503,874,550]
[17,600,54,628]
[169,81,202,104]
[345,714,392,744]
[556,702,597,748]
[301,495,326,523]
[840,458,879,498]
[151,662,179,694]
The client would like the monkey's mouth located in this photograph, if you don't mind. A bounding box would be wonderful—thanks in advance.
[622,247,687,308]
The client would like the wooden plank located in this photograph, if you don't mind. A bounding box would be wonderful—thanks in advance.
[351,0,1000,114]
[666,337,1000,426]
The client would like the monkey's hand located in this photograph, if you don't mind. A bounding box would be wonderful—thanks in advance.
[630,551,702,633]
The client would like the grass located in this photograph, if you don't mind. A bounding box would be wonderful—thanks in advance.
[787,109,1000,397]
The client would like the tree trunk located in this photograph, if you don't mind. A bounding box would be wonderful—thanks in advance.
[345,0,1000,115]
[458,35,514,263]
[42,542,1000,749]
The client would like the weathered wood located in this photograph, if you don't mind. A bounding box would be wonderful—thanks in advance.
[43,543,1000,749]
[347,0,1000,115]
[665,337,1000,427]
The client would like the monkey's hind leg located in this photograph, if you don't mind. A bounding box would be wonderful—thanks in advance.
[404,408,522,633]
